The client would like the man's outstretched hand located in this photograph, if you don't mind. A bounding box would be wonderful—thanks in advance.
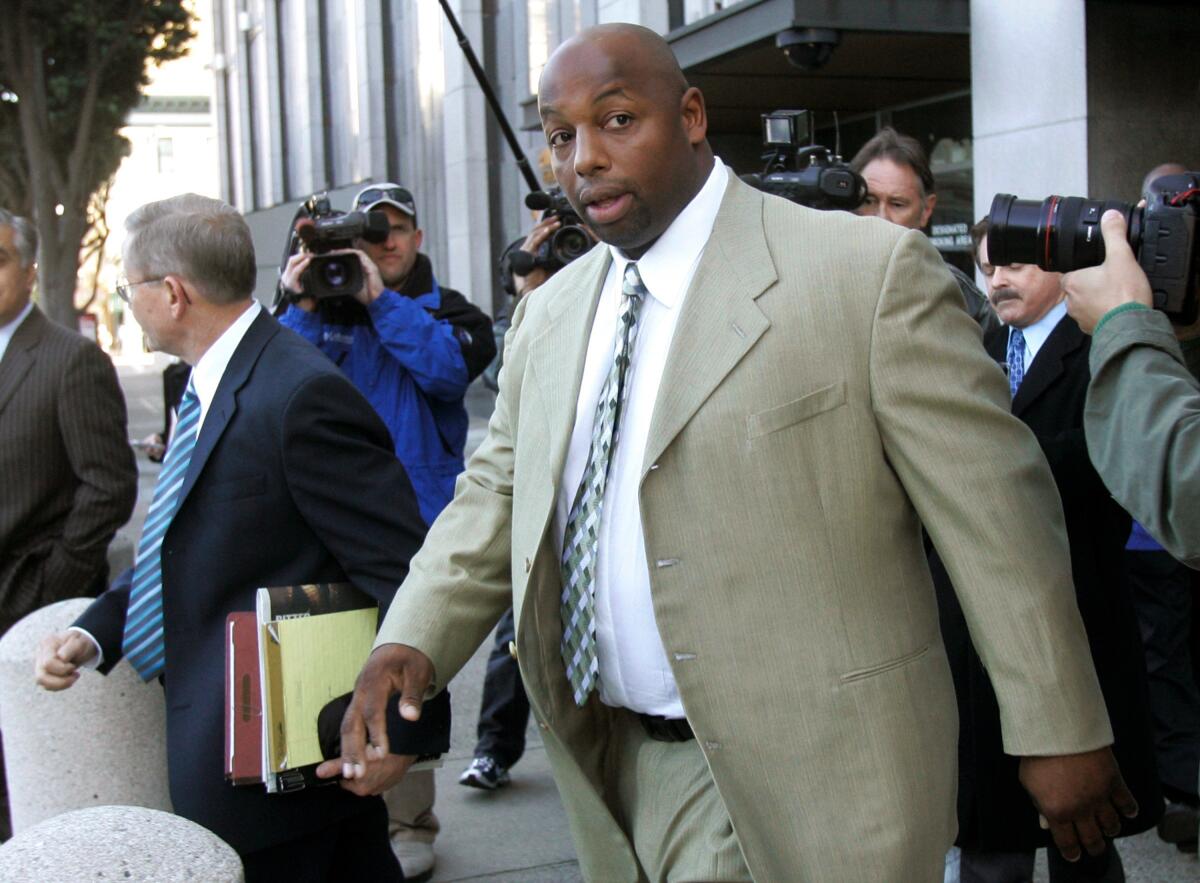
[319,643,434,793]
[1019,747,1138,862]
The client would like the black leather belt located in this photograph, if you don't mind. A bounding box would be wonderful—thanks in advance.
[637,713,694,742]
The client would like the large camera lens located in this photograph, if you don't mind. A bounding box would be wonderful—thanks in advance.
[551,225,594,265]
[303,254,364,299]
[988,193,1142,273]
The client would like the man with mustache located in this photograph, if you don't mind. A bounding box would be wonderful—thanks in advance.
[335,24,1133,881]
[933,221,1160,882]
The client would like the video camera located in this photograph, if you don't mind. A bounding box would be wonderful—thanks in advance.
[988,171,1200,324]
[289,194,391,301]
[507,187,597,278]
[741,110,867,211]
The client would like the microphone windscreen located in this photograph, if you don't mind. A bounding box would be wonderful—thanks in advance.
[295,217,317,242]
[525,191,553,211]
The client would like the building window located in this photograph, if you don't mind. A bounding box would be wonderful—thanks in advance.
[157,137,175,174]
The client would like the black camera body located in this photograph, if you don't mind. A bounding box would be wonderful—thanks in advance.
[988,172,1199,324]
[294,194,391,301]
[507,187,596,279]
[741,110,866,212]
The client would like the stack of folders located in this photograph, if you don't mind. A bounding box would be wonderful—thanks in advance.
[225,582,380,793]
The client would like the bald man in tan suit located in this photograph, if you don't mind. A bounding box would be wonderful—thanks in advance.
[334,24,1136,882]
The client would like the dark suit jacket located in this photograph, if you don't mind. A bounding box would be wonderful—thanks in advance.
[0,307,136,633]
[933,313,1161,850]
[74,309,445,855]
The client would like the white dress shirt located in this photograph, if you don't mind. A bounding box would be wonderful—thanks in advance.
[1012,299,1068,372]
[554,159,727,717]
[72,300,262,667]
[188,300,261,432]
[0,301,34,364]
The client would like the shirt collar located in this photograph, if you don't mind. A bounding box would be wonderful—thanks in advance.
[1012,299,1068,363]
[0,300,34,361]
[606,159,728,309]
[189,300,261,422]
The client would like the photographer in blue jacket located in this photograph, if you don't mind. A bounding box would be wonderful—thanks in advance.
[278,182,495,881]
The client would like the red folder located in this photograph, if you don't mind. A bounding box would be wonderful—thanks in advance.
[225,611,263,785]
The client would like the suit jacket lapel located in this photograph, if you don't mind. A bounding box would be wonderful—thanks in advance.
[1012,314,1083,416]
[527,245,610,492]
[0,307,44,418]
[178,310,278,507]
[642,177,775,473]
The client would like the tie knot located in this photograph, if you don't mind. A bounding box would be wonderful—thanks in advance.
[181,378,199,407]
[622,263,647,300]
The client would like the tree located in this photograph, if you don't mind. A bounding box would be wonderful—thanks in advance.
[0,0,194,327]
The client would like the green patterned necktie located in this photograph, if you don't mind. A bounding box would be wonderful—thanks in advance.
[560,262,648,705]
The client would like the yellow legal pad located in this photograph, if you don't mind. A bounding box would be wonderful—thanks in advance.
[264,607,376,771]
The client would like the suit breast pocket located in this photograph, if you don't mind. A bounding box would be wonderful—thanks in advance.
[746,381,847,441]
[203,473,267,503]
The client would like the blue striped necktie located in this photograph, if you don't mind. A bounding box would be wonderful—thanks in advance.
[559,262,647,705]
[123,379,201,681]
[1006,328,1026,399]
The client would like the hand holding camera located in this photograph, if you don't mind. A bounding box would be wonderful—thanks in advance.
[279,193,391,305]
[282,247,385,310]
[1062,211,1153,334]
[512,214,562,298]
[988,171,1199,325]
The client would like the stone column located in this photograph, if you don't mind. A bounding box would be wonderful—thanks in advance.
[0,598,171,832]
[0,805,242,881]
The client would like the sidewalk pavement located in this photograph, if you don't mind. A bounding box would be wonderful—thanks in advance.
[112,362,1194,882]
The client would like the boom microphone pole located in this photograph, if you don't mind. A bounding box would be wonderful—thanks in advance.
[437,0,543,195]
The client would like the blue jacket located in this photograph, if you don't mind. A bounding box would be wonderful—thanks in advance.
[280,255,495,524]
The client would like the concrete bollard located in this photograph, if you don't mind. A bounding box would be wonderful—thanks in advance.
[0,598,171,831]
[0,804,243,881]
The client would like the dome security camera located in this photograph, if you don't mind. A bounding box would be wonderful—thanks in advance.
[775,27,840,71]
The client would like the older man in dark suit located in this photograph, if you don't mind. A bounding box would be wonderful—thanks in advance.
[0,209,137,636]
[34,194,446,882]
[934,221,1161,883]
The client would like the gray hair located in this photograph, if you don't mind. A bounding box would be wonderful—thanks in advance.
[124,194,256,304]
[0,209,38,268]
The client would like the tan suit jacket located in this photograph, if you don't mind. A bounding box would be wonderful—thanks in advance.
[379,177,1112,881]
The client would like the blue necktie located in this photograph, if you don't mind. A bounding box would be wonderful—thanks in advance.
[1006,328,1026,399]
[123,380,200,681]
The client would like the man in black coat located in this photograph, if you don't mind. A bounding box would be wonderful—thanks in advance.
[34,194,446,882]
[933,222,1161,882]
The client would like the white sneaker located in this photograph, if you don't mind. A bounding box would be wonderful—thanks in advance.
[458,755,511,790]
[392,840,435,883]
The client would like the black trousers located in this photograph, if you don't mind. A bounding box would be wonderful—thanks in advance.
[472,608,530,768]
[959,843,1123,883]
[240,798,402,883]
[1127,549,1200,799]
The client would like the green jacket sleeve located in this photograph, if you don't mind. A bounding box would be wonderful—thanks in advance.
[1086,308,1200,568]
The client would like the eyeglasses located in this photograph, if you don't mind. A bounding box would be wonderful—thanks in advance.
[115,277,165,303]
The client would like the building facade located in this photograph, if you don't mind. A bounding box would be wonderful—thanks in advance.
[211,0,1199,316]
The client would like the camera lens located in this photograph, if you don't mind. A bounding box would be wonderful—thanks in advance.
[303,254,363,299]
[988,193,1141,273]
[321,259,349,288]
[551,226,593,264]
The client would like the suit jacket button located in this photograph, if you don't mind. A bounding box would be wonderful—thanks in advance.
[508,640,517,660]
[524,557,532,573]
[538,721,549,731]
